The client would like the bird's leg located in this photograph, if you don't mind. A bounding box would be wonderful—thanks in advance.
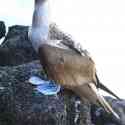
[88,83,120,120]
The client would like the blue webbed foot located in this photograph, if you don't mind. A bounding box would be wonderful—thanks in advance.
[29,76,61,95]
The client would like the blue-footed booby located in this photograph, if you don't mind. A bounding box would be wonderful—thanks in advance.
[29,0,120,120]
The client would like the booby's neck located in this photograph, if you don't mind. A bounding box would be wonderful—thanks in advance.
[32,1,49,27]
[30,0,49,52]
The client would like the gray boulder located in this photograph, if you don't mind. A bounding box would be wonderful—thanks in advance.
[0,25,38,66]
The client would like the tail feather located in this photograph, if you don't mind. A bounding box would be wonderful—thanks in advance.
[98,82,121,100]
[88,83,120,120]
[95,74,121,100]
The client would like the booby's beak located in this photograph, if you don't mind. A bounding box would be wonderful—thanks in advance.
[88,83,120,120]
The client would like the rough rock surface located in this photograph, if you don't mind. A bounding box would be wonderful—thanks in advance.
[0,61,92,125]
[0,21,6,39]
[91,97,125,125]
[0,25,38,66]
[0,23,125,125]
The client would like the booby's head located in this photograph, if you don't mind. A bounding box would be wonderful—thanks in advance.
[29,0,49,52]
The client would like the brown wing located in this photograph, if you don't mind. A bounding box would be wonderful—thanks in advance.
[49,24,120,100]
[39,44,96,89]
